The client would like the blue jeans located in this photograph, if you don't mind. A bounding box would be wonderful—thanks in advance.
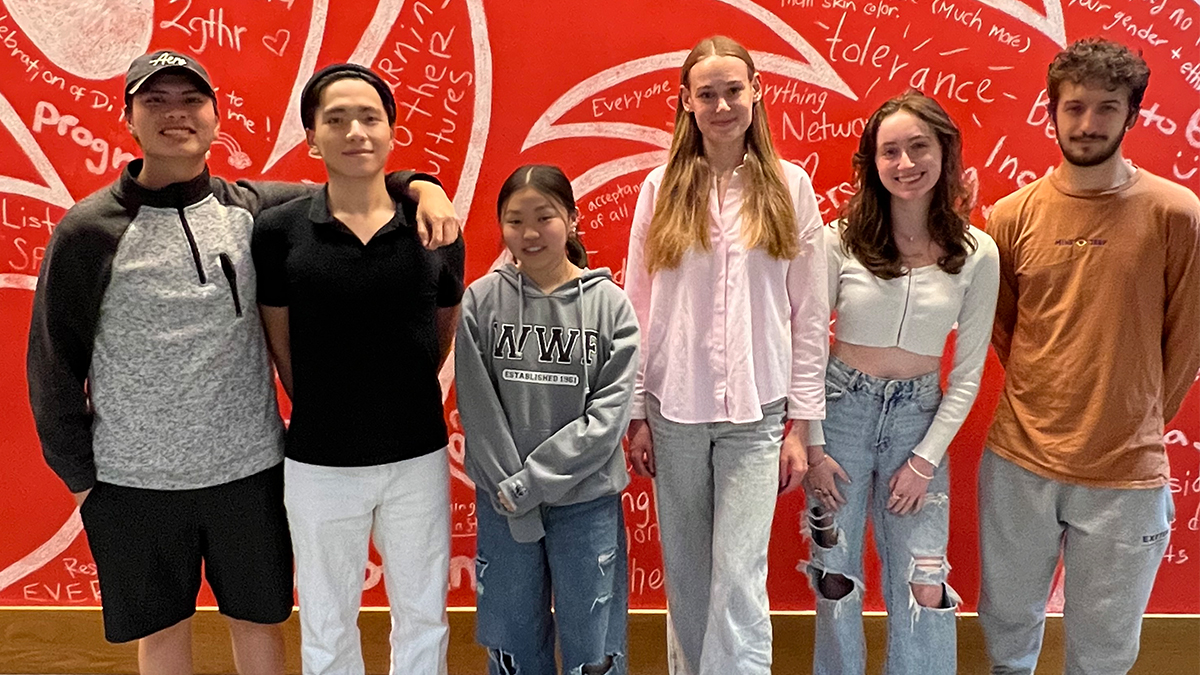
[648,396,786,675]
[807,357,959,675]
[474,493,627,675]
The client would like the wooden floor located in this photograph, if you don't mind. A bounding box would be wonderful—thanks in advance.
[0,609,1196,674]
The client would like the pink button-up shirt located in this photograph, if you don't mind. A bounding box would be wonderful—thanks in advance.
[624,160,829,424]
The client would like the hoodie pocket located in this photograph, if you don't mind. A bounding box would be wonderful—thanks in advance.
[512,427,555,458]
[218,253,243,318]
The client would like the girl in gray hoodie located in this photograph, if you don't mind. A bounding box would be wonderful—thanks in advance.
[454,165,639,675]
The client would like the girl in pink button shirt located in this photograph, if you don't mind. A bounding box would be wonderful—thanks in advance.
[623,35,829,675]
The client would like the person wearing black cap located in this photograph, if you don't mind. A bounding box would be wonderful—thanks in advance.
[26,50,460,675]
[251,62,464,675]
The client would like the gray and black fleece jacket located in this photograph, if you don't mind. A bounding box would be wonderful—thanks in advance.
[27,160,426,493]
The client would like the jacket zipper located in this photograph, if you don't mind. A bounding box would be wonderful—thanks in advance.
[177,206,207,284]
[896,271,912,344]
[218,253,243,317]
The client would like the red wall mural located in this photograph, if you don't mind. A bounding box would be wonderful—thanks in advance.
[0,0,1196,614]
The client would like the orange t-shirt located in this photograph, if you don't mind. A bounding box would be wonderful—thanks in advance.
[986,168,1200,489]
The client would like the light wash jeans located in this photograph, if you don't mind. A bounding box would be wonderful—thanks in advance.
[284,450,451,675]
[977,450,1173,675]
[648,395,786,675]
[474,493,628,675]
[806,357,959,675]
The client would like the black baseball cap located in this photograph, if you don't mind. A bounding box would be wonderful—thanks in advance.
[300,63,397,129]
[124,50,215,105]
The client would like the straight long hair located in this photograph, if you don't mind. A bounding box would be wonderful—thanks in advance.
[644,36,798,273]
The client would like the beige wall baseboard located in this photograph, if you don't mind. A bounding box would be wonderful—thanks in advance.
[0,608,1195,674]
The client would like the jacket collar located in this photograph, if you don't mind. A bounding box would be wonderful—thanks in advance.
[114,159,214,213]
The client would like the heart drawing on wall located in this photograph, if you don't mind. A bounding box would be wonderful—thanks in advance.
[262,29,290,57]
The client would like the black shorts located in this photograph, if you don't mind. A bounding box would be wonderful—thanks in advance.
[80,464,294,643]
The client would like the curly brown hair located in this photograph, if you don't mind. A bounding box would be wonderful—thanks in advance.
[839,90,975,280]
[1047,38,1150,120]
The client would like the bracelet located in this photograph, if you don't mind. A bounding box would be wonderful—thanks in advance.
[907,457,934,480]
[808,453,827,468]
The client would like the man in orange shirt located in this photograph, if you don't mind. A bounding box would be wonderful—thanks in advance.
[978,38,1200,674]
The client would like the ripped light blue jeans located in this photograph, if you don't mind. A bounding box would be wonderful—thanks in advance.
[474,493,627,675]
[807,357,959,675]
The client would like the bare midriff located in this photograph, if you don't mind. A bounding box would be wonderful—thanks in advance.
[832,340,940,381]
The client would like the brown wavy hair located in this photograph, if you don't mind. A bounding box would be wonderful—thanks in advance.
[644,36,798,273]
[840,90,975,279]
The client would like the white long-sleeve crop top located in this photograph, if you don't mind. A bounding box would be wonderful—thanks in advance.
[822,221,1000,466]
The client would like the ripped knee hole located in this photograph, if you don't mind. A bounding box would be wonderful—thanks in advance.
[580,654,615,675]
[909,582,952,609]
[817,572,854,601]
[489,648,519,675]
[808,508,838,548]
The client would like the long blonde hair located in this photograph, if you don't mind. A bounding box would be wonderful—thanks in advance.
[645,36,798,273]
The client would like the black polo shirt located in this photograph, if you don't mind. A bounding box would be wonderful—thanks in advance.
[251,187,464,467]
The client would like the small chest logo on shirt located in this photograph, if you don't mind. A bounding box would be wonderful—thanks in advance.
[1054,238,1107,248]
[1142,530,1169,545]
[502,369,580,386]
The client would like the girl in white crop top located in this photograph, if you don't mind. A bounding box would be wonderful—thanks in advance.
[802,91,999,674]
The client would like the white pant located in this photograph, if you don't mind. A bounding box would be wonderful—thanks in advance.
[285,450,451,675]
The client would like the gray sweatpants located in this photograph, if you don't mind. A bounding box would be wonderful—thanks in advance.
[977,450,1173,675]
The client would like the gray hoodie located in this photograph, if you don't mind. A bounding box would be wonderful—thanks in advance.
[455,264,638,542]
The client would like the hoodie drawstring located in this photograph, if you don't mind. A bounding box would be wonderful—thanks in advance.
[577,276,590,399]
[517,270,526,343]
